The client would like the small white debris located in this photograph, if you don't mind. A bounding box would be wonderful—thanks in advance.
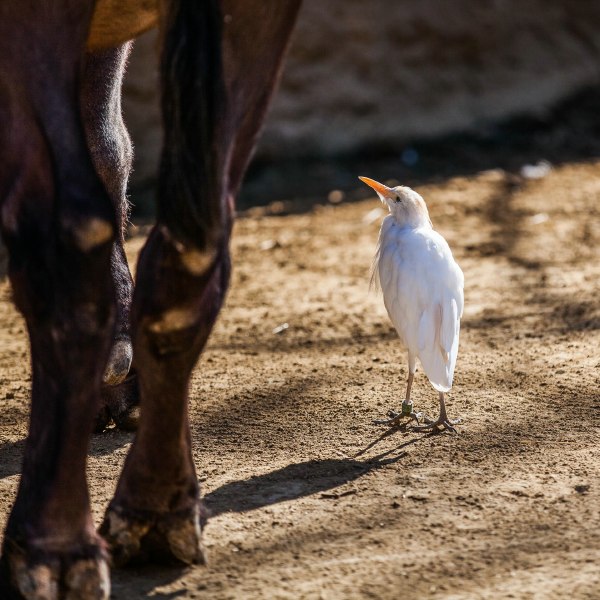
[529,213,549,225]
[260,239,280,251]
[328,190,345,204]
[272,322,289,334]
[520,160,552,180]
[362,207,385,225]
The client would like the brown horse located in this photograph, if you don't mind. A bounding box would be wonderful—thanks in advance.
[0,1,302,598]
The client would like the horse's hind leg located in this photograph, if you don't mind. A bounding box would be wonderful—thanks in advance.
[0,2,116,598]
[101,0,302,566]
[81,43,140,432]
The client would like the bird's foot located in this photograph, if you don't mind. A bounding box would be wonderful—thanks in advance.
[373,400,422,427]
[412,414,461,434]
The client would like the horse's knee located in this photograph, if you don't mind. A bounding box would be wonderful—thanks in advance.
[1,132,115,309]
[61,215,115,253]
[3,185,116,262]
[133,224,231,357]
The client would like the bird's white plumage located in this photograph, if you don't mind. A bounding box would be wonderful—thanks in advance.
[373,188,464,393]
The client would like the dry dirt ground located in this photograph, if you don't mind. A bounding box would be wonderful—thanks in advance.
[1,160,600,599]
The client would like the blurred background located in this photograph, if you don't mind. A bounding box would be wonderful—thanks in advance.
[124,0,600,214]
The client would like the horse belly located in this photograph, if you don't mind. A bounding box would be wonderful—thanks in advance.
[87,0,158,50]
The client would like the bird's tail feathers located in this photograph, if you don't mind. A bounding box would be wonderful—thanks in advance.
[423,338,458,392]
[431,380,452,393]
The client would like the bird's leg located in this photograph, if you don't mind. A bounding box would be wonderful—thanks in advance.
[412,392,460,433]
[400,371,422,423]
[374,371,422,426]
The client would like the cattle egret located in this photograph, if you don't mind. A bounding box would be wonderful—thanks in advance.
[359,176,464,432]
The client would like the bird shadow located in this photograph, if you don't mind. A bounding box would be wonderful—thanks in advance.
[352,425,427,460]
[204,453,406,518]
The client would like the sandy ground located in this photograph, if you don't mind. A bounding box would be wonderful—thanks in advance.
[1,159,599,599]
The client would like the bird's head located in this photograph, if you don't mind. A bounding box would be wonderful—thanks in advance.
[359,176,431,228]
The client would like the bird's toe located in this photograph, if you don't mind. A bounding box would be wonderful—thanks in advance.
[412,417,460,434]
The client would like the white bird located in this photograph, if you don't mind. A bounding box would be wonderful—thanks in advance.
[359,176,464,432]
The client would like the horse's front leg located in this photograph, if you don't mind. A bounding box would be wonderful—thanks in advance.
[101,0,302,565]
[0,4,118,599]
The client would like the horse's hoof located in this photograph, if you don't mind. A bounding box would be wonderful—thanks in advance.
[100,503,206,568]
[1,539,110,600]
[64,558,110,600]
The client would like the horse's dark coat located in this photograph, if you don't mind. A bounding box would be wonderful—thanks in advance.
[0,1,302,597]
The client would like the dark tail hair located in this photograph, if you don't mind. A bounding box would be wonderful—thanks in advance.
[158,0,225,249]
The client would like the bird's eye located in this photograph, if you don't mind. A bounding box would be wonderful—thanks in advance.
[396,196,402,203]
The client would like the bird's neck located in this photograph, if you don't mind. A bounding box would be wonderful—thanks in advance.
[391,215,432,229]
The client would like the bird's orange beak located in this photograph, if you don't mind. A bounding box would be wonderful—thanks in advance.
[358,176,395,202]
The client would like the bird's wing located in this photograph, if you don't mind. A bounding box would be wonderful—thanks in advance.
[418,303,440,355]
[413,231,464,391]
[452,261,465,319]
[380,243,406,328]
[417,300,457,392]
[377,224,464,381]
